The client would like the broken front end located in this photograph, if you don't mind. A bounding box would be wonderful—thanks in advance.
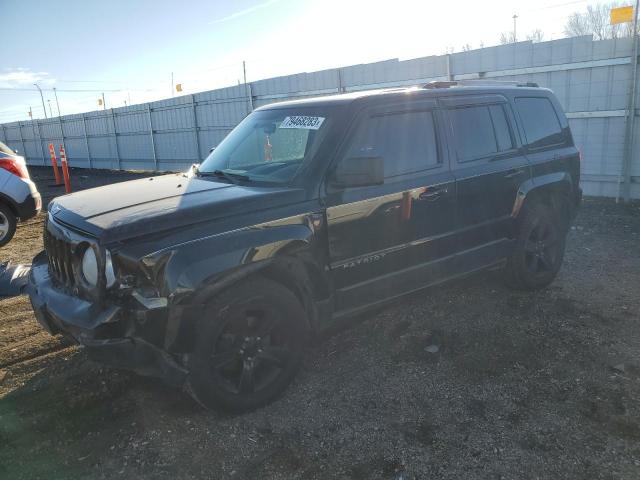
[27,214,193,387]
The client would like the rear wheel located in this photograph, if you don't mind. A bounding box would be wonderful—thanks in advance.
[504,201,566,290]
[186,277,309,412]
[0,203,17,247]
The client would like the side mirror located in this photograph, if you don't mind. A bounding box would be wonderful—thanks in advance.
[332,156,384,188]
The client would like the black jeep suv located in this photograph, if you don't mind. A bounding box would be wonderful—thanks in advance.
[28,82,581,411]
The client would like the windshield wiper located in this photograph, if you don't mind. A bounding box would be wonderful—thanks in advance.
[197,169,250,183]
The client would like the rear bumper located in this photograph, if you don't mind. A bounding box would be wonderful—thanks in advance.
[1,175,41,220]
[27,251,187,387]
[16,190,41,220]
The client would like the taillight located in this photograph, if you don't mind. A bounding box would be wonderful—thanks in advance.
[0,156,30,179]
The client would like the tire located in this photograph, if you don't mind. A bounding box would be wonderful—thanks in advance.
[504,201,566,290]
[186,277,309,412]
[0,203,17,248]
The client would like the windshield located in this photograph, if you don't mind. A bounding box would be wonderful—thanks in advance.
[197,108,332,184]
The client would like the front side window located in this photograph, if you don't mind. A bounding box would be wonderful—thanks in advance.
[343,110,439,178]
[198,108,332,184]
[515,97,564,149]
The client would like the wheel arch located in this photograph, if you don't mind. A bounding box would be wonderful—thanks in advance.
[0,193,19,218]
[512,172,575,228]
[153,223,332,352]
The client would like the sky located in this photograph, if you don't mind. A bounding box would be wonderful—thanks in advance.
[0,0,610,122]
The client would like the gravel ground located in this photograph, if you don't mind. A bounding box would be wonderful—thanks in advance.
[1,167,639,479]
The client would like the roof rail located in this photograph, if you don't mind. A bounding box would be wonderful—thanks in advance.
[423,79,539,89]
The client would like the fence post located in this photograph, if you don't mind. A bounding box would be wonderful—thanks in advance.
[81,113,92,168]
[34,119,46,166]
[110,108,121,170]
[17,122,27,162]
[147,104,158,170]
[620,8,639,202]
[337,68,344,93]
[191,94,201,161]
[30,121,39,165]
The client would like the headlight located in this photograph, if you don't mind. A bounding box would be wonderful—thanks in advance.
[81,246,117,288]
[81,247,98,287]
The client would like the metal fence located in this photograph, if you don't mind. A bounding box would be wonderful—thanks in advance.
[1,35,638,199]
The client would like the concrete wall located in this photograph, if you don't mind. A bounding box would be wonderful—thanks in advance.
[1,35,638,198]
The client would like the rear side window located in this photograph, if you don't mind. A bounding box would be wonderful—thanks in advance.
[515,97,564,149]
[449,104,514,162]
[344,110,439,178]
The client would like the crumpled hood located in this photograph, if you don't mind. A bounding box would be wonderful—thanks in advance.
[50,174,304,243]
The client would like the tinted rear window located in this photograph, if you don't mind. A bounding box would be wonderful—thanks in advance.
[344,110,439,178]
[515,97,565,149]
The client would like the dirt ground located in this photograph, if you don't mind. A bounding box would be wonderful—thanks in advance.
[1,167,639,480]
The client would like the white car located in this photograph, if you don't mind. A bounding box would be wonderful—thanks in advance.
[0,142,41,246]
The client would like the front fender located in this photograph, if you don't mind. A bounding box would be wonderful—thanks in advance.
[145,213,325,303]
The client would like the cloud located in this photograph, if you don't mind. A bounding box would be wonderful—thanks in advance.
[209,0,280,24]
[0,67,54,87]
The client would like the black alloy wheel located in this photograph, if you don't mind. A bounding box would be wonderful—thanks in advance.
[187,277,308,412]
[523,218,561,275]
[505,201,567,290]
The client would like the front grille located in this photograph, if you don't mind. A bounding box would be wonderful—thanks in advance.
[44,218,76,288]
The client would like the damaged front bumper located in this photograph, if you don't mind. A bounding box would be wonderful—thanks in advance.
[27,251,188,387]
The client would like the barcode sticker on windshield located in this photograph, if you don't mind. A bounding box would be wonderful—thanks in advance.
[280,116,325,130]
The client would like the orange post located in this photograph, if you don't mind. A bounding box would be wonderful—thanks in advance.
[58,145,72,194]
[48,143,62,185]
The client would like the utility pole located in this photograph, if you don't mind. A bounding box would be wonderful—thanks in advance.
[243,60,253,115]
[33,83,47,119]
[53,87,61,116]
[513,14,518,42]
[28,106,33,119]
[620,0,640,202]
[47,99,53,118]
[102,92,106,110]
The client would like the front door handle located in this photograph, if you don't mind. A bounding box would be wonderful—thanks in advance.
[503,169,526,179]
[419,186,448,201]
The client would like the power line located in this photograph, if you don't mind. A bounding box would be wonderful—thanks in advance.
[0,87,124,92]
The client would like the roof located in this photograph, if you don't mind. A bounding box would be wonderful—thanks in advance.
[258,82,549,110]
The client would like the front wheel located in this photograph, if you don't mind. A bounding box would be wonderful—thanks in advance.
[186,277,309,412]
[504,202,566,290]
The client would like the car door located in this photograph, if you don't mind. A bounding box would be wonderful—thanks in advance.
[324,100,457,314]
[442,95,530,261]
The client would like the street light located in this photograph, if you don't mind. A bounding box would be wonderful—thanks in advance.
[33,83,47,119]
[53,87,61,116]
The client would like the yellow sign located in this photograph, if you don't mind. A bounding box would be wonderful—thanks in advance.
[176,83,183,92]
[611,6,634,25]
[97,98,103,106]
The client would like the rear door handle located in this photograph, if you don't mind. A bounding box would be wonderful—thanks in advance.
[503,169,526,179]
[419,186,448,201]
